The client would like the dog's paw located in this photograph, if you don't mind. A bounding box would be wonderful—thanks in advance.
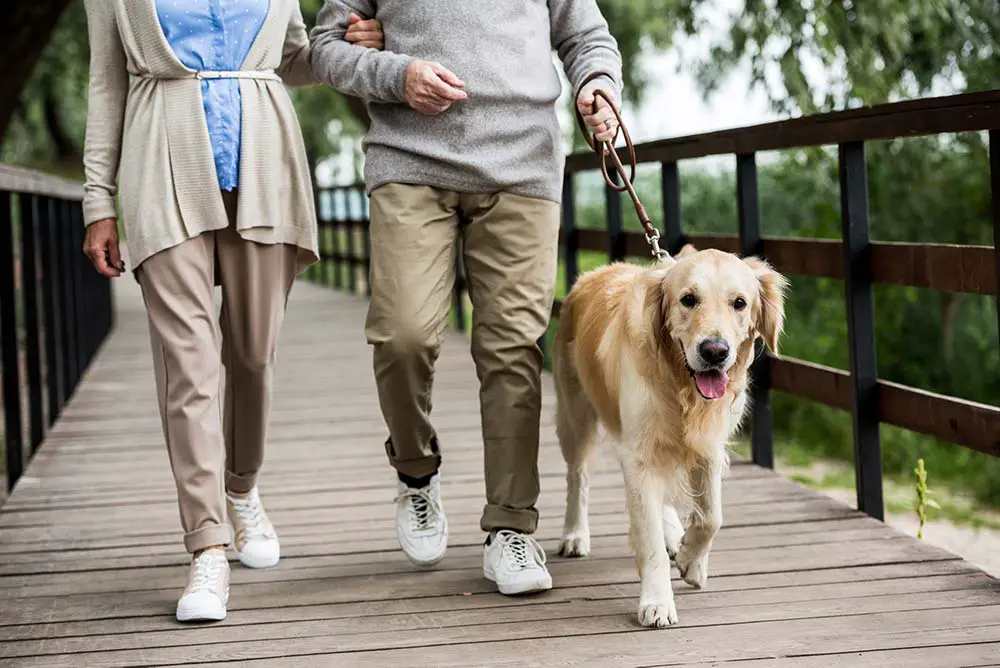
[558,533,591,558]
[637,599,678,628]
[676,546,708,589]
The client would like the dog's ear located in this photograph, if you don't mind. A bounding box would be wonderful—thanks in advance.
[643,270,671,352]
[743,256,789,355]
[676,243,697,258]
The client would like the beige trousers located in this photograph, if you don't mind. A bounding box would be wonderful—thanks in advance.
[136,191,298,553]
[365,184,560,534]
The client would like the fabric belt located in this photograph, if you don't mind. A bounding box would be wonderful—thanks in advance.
[136,70,281,82]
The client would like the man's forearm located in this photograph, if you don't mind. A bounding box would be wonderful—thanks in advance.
[550,0,624,97]
[310,0,411,103]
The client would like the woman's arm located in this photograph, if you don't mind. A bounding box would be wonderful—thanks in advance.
[280,3,386,87]
[278,3,320,86]
[81,0,128,227]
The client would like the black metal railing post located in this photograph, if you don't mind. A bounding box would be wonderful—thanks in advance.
[661,162,684,255]
[736,153,775,470]
[38,196,63,426]
[21,195,44,453]
[562,174,579,293]
[57,200,77,401]
[453,240,466,332]
[990,131,1000,351]
[838,141,884,520]
[360,189,372,298]
[0,191,25,489]
[606,173,625,262]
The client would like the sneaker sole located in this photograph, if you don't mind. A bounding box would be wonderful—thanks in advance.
[483,567,553,595]
[236,550,280,569]
[176,603,227,622]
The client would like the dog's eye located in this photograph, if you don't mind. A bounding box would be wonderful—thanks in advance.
[733,297,747,311]
[680,294,698,308]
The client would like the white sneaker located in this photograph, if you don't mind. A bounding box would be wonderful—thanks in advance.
[226,487,280,569]
[483,530,553,595]
[176,548,229,622]
[394,474,448,567]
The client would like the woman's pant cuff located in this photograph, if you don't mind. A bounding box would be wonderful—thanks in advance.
[184,523,232,554]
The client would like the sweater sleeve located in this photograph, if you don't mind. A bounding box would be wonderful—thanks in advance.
[309,0,412,103]
[278,3,320,86]
[549,0,624,100]
[81,0,129,226]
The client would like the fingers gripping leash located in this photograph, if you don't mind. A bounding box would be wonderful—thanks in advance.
[573,87,670,264]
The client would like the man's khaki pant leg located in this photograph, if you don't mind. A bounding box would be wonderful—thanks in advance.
[217,191,298,495]
[137,233,230,554]
[365,184,460,478]
[460,192,560,535]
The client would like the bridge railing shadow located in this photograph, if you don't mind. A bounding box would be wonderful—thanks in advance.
[0,165,114,494]
[307,91,1000,522]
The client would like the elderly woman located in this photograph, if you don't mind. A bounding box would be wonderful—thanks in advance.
[81,1,383,622]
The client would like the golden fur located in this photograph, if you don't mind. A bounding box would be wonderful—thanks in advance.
[552,246,788,628]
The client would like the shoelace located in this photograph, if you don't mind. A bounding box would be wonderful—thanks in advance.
[395,486,442,532]
[190,552,226,592]
[494,530,547,570]
[228,491,273,540]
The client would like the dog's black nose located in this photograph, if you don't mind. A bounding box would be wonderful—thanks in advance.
[698,338,730,366]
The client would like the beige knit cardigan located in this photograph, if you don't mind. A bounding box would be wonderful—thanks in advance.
[82,0,319,272]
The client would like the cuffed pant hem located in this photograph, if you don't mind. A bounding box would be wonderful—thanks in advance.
[481,504,539,534]
[385,438,441,479]
[183,524,232,554]
[225,471,258,496]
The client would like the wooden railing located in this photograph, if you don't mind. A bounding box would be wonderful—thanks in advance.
[0,165,114,492]
[309,89,1000,521]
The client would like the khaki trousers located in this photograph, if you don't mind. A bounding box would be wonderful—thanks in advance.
[136,191,298,553]
[365,184,560,534]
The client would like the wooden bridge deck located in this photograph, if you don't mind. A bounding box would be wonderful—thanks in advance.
[1,279,999,667]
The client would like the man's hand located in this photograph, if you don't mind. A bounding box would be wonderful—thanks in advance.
[83,218,124,278]
[577,80,620,143]
[404,60,467,115]
[344,12,384,49]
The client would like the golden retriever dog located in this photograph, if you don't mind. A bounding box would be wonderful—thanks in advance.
[552,246,788,628]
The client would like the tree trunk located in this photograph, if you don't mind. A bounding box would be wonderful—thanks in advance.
[0,1,74,147]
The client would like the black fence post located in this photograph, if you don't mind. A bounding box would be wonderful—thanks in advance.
[562,173,579,294]
[606,173,625,262]
[839,141,884,521]
[57,200,77,401]
[0,191,25,490]
[736,153,774,470]
[70,208,88,376]
[38,197,63,426]
[661,162,684,255]
[21,195,45,453]
[990,131,1000,352]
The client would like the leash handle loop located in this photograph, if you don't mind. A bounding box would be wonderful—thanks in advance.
[573,87,668,263]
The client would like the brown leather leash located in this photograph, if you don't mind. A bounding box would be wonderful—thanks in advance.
[574,88,669,263]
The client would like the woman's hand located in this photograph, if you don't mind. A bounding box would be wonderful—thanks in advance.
[344,13,384,50]
[83,218,125,278]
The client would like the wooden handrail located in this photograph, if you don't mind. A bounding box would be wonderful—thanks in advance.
[0,164,84,201]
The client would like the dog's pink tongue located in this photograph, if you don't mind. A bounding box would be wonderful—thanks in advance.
[695,370,729,399]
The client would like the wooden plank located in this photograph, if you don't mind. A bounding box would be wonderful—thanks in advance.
[3,587,997,660]
[8,605,1000,667]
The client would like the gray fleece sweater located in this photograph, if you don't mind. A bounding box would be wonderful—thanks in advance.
[310,0,623,203]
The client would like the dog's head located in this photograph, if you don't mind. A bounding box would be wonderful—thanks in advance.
[648,248,788,401]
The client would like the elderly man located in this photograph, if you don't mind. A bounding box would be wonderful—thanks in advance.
[310,1,623,595]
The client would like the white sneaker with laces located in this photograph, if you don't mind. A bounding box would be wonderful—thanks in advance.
[483,529,553,595]
[394,474,448,567]
[176,548,230,622]
[226,486,280,569]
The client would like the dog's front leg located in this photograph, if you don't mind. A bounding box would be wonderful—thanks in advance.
[676,461,723,589]
[621,458,677,628]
